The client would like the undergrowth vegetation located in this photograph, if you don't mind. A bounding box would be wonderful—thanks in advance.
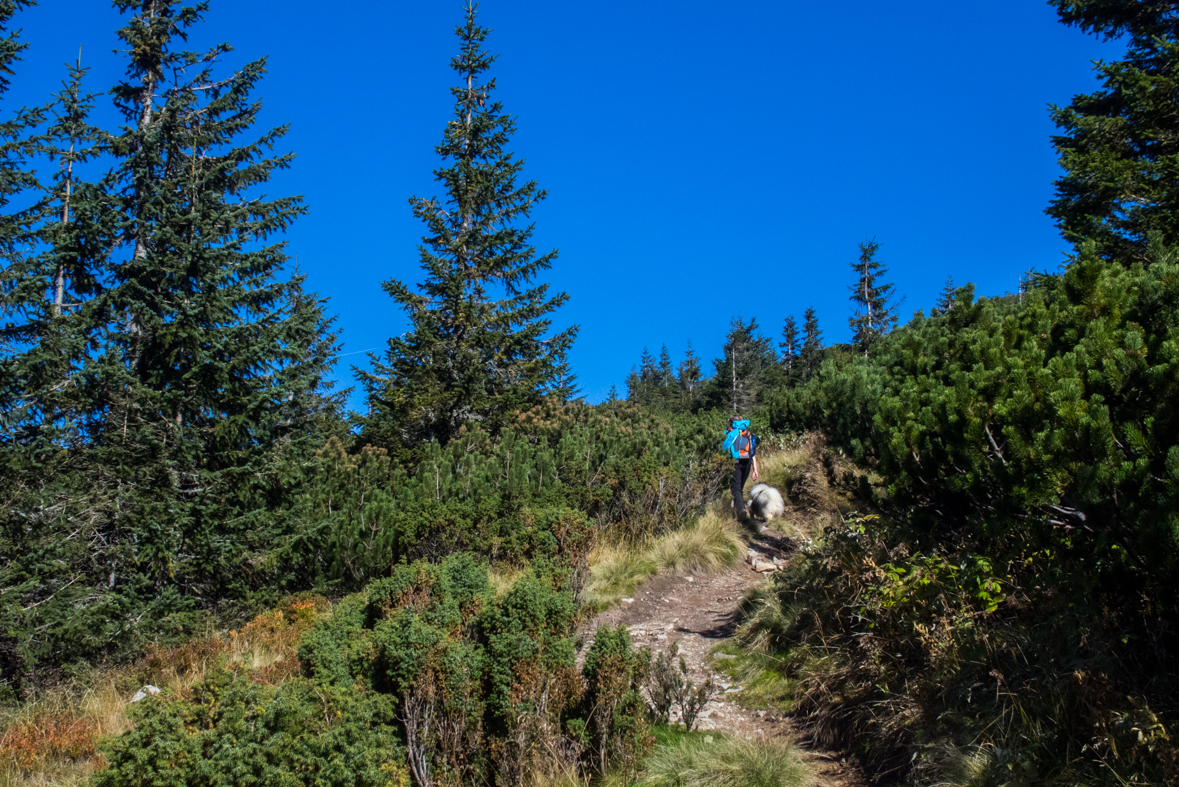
[732,246,1179,786]
[0,594,328,786]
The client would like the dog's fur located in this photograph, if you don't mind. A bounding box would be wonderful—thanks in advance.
[747,483,785,522]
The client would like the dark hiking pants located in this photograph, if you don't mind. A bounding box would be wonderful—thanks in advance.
[731,458,752,517]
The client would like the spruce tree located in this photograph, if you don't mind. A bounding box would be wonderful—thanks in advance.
[625,347,658,407]
[625,365,643,405]
[0,0,42,432]
[0,57,109,456]
[2,0,342,680]
[1047,2,1179,260]
[101,0,341,586]
[361,2,576,449]
[677,339,701,411]
[656,344,675,391]
[780,315,799,381]
[848,239,899,355]
[932,275,956,315]
[709,317,776,413]
[0,1,35,256]
[799,307,823,382]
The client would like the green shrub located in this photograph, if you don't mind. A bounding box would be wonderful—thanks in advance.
[299,557,587,787]
[580,626,652,776]
[759,240,1179,784]
[94,668,408,787]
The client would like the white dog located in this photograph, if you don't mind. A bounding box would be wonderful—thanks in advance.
[747,483,785,522]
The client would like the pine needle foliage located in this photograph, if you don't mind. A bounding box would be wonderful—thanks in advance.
[1047,1,1179,260]
[361,2,576,450]
[1,0,344,688]
[767,237,1179,782]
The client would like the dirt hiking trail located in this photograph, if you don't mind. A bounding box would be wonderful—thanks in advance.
[579,526,868,787]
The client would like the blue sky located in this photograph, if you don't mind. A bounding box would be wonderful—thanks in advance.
[11,1,1119,406]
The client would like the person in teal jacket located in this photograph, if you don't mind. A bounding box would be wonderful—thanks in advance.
[722,417,759,519]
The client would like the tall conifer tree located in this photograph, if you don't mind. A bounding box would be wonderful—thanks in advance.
[0,57,109,456]
[97,0,339,591]
[677,339,701,411]
[361,2,576,449]
[799,307,823,382]
[0,0,42,439]
[1047,1,1179,259]
[2,0,342,681]
[710,317,776,413]
[932,275,956,315]
[656,344,675,390]
[780,315,799,381]
[848,239,898,355]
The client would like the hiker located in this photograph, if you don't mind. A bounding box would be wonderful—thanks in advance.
[722,417,759,519]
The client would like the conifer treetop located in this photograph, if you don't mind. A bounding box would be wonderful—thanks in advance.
[363,1,576,447]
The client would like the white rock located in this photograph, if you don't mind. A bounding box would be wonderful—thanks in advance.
[130,684,161,703]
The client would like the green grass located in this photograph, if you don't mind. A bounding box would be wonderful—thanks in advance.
[634,733,816,787]
[710,642,797,712]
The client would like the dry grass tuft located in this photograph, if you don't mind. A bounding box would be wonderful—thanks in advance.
[488,564,527,597]
[585,542,658,608]
[646,508,744,576]
[0,676,132,787]
[587,503,749,607]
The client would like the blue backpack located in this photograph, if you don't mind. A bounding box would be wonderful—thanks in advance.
[722,420,756,459]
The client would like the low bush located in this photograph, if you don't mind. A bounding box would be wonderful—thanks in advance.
[579,626,652,777]
[645,641,715,731]
[741,513,1179,785]
[92,559,678,787]
[94,671,409,787]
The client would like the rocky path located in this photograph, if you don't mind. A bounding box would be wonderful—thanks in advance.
[579,528,866,787]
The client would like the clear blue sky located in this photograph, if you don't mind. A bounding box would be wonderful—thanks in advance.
[11,1,1119,406]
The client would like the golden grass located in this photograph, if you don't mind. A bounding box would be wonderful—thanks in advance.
[0,595,329,787]
[0,677,131,787]
[646,508,745,576]
[586,503,748,608]
[585,541,659,608]
[487,564,527,597]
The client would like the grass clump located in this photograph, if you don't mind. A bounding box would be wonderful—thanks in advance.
[636,734,815,787]
[586,543,659,607]
[647,508,744,576]
[710,643,795,713]
[587,504,746,608]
